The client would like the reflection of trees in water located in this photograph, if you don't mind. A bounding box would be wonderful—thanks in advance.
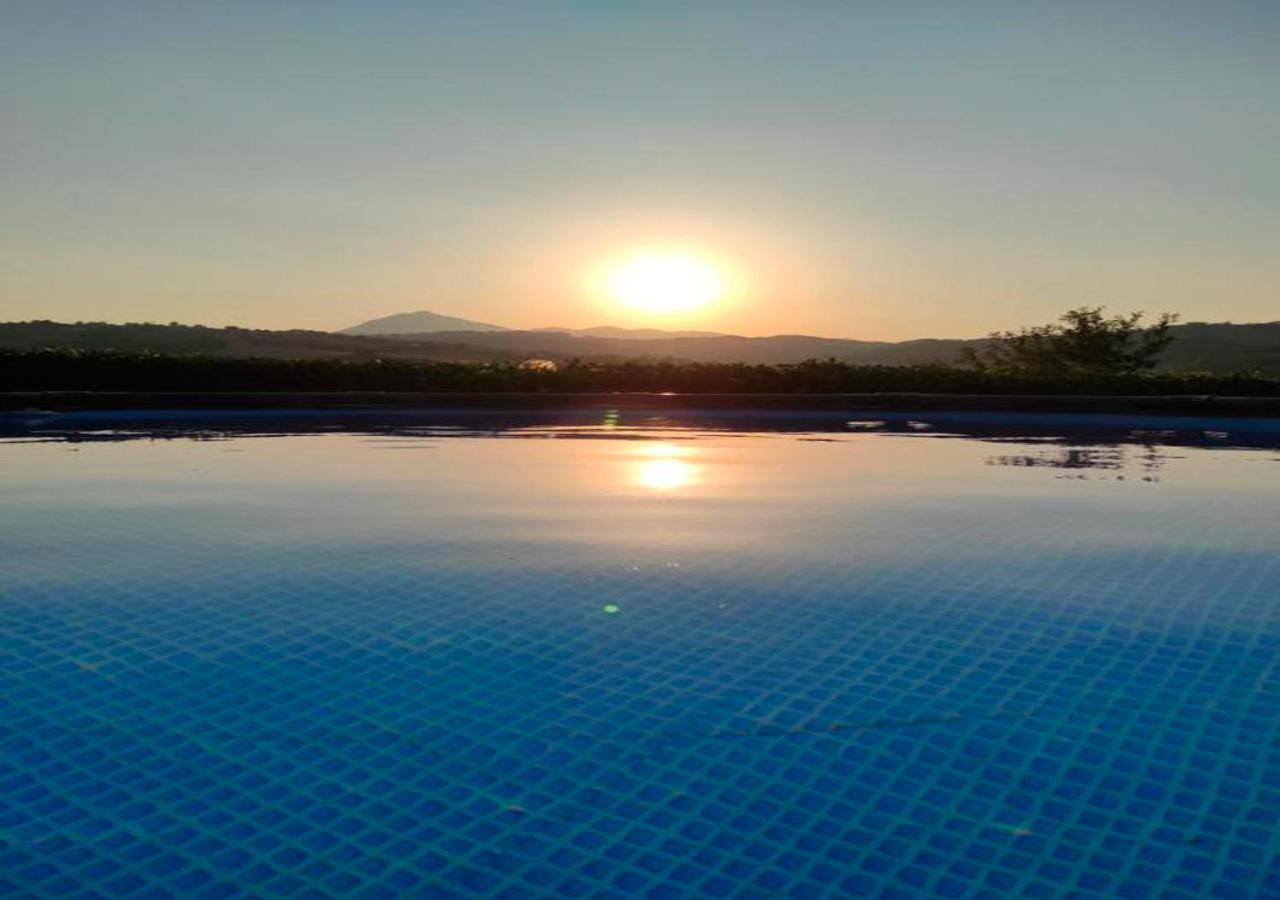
[1137,444,1166,481]
[986,444,1168,481]
[988,448,1124,470]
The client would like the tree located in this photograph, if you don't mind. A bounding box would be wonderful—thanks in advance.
[961,307,1178,376]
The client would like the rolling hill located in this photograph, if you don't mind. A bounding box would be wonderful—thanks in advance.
[344,312,723,340]
[378,324,1280,373]
[340,310,507,335]
[0,321,519,362]
[2,319,1278,374]
[530,326,727,339]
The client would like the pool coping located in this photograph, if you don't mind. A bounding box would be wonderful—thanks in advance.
[3,391,1280,417]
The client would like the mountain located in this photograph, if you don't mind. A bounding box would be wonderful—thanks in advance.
[343,310,726,340]
[532,326,729,339]
[4,319,1279,375]
[1159,321,1280,374]
[0,321,520,362]
[387,329,903,364]
[375,322,1280,374]
[341,310,507,335]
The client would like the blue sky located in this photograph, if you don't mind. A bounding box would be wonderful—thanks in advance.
[2,1,1276,338]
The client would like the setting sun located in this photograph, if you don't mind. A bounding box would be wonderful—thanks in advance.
[606,254,726,315]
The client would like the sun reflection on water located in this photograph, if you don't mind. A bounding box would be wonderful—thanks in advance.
[632,442,698,491]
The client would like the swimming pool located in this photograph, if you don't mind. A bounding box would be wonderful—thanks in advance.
[3,409,1278,898]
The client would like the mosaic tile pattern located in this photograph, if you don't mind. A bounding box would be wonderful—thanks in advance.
[2,415,1279,898]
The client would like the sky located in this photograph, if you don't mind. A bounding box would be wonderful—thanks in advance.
[2,1,1277,340]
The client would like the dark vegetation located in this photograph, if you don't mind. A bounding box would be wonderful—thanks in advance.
[5,349,1277,395]
[963,308,1178,376]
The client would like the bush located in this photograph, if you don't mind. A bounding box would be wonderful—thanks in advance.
[962,307,1178,376]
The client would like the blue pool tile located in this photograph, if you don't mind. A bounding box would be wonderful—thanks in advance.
[2,415,1279,897]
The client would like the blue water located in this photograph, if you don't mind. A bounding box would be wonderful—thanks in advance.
[3,410,1278,898]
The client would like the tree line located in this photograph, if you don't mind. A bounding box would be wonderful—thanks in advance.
[4,348,1276,396]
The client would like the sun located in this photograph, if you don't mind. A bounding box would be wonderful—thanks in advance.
[606,253,726,315]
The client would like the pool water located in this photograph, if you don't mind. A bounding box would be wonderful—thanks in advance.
[3,410,1278,898]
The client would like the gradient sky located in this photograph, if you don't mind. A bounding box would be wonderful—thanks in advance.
[2,1,1277,339]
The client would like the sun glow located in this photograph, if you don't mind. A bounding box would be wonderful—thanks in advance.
[631,442,698,491]
[606,253,726,315]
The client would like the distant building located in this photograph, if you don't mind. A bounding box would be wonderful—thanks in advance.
[518,358,558,371]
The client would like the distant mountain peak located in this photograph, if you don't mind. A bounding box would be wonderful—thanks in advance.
[341,312,729,340]
[340,310,507,336]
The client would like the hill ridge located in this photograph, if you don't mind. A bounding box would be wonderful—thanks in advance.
[2,319,1278,375]
[340,310,507,335]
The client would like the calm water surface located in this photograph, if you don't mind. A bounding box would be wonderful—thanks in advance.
[3,410,1278,898]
